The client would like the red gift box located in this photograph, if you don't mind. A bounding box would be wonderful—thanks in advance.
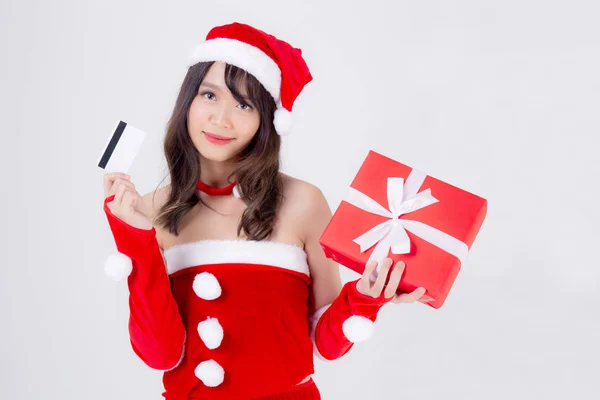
[319,150,487,309]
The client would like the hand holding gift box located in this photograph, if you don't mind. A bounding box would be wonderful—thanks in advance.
[320,150,488,309]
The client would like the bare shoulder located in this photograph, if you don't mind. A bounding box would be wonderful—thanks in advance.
[279,173,331,241]
[280,173,328,213]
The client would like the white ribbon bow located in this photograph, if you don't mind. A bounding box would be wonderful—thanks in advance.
[344,169,469,278]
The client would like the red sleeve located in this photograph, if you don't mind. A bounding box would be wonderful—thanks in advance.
[103,195,186,370]
[309,279,388,361]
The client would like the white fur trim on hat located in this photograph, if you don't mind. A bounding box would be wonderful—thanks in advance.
[193,272,222,300]
[197,317,224,350]
[189,38,281,104]
[274,106,293,136]
[104,252,133,281]
[342,315,375,343]
[195,360,225,387]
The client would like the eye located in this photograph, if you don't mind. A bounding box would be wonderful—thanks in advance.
[238,103,253,111]
[201,92,216,100]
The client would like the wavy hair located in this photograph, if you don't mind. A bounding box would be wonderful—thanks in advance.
[153,61,283,241]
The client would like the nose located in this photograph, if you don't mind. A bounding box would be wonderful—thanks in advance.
[209,103,233,129]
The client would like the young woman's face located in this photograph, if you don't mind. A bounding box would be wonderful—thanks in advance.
[187,62,261,162]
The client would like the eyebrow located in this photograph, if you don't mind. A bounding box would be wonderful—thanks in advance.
[199,81,253,104]
[199,81,223,90]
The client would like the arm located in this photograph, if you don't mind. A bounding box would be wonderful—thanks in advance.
[103,194,186,370]
[300,185,389,361]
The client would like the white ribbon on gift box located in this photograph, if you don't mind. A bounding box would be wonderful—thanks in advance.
[344,168,470,282]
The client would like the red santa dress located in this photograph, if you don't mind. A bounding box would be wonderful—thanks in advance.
[103,180,390,399]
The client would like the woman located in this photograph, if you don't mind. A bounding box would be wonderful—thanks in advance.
[102,22,426,400]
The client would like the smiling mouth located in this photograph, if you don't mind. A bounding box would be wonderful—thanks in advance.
[203,131,233,140]
[203,131,235,145]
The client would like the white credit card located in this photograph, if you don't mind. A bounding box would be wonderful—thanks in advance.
[97,120,147,174]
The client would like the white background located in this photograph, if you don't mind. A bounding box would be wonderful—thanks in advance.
[1,0,599,399]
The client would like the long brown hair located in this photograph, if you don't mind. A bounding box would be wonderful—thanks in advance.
[153,61,283,241]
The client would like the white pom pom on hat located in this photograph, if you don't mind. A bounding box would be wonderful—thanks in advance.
[273,106,293,136]
[195,360,225,387]
[197,317,224,349]
[342,315,375,343]
[104,252,133,281]
[193,272,222,300]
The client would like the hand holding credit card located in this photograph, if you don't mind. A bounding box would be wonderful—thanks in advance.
[99,121,153,230]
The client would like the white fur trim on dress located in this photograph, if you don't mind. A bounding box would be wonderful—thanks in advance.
[104,252,132,281]
[342,315,375,343]
[197,317,224,350]
[309,303,332,361]
[193,272,222,300]
[164,240,310,277]
[195,359,225,387]
[189,38,281,103]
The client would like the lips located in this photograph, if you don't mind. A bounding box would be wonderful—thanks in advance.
[203,131,231,140]
[203,131,234,145]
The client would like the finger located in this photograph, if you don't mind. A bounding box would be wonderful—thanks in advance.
[372,258,393,296]
[418,294,435,303]
[361,260,378,284]
[412,287,427,301]
[103,176,114,198]
[392,292,413,304]
[114,183,130,207]
[392,294,407,304]
[122,190,134,213]
[104,173,131,197]
[392,287,426,304]
[107,180,123,199]
[104,172,130,185]
[105,176,123,198]
[384,261,405,299]
[107,178,135,198]
[109,172,130,179]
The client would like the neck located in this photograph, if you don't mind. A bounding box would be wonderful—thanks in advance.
[199,155,237,186]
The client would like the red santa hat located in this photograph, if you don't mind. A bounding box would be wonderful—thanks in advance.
[187,22,313,136]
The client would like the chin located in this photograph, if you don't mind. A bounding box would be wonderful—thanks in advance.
[198,147,238,162]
